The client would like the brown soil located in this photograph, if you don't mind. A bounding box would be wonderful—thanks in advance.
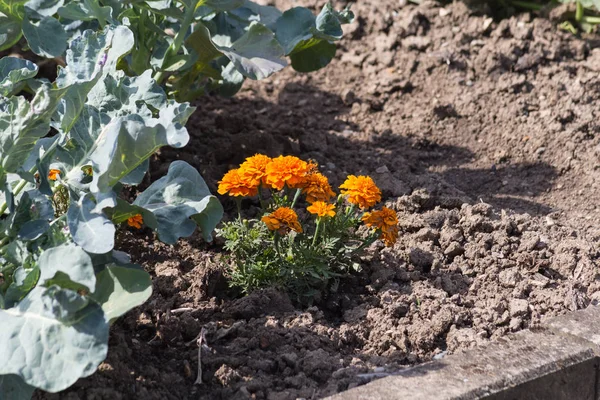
[37,0,600,399]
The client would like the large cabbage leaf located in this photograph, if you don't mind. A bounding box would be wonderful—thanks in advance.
[134,160,223,243]
[0,286,109,393]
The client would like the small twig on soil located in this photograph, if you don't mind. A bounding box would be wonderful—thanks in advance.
[194,328,208,385]
[186,330,204,347]
[147,333,160,344]
[170,307,195,315]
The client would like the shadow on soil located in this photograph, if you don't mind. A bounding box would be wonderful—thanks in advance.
[159,83,558,217]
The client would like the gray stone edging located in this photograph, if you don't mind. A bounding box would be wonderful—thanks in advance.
[327,306,600,400]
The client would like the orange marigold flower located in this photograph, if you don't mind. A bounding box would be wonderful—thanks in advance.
[127,214,144,229]
[299,172,336,203]
[218,168,258,197]
[265,155,309,190]
[362,206,398,228]
[361,206,399,246]
[239,154,271,186]
[340,175,381,209]
[307,201,336,218]
[48,169,61,181]
[261,207,303,234]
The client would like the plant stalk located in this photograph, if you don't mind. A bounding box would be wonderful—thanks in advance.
[257,183,268,210]
[154,5,195,84]
[352,232,379,255]
[582,15,600,24]
[235,197,242,222]
[0,177,29,216]
[312,218,322,247]
[576,0,584,22]
[341,203,356,226]
[49,213,67,227]
[274,232,281,257]
[290,188,302,208]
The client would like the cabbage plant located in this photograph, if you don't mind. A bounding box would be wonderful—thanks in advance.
[0,1,355,397]
[0,25,223,398]
[0,0,354,100]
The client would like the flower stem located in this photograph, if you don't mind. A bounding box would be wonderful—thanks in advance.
[257,183,268,210]
[346,203,356,216]
[341,203,356,226]
[290,188,302,208]
[49,213,67,227]
[274,232,282,257]
[353,231,378,254]
[312,218,322,247]
[235,197,242,222]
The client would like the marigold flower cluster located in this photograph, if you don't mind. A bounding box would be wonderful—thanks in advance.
[218,154,398,246]
[218,154,331,197]
[219,155,403,298]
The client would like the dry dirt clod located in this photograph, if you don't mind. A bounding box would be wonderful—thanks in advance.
[509,299,530,317]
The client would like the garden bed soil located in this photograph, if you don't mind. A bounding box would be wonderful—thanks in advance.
[38,0,600,399]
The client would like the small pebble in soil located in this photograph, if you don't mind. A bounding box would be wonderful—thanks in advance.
[509,299,529,317]
[509,317,523,331]
[536,147,546,155]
